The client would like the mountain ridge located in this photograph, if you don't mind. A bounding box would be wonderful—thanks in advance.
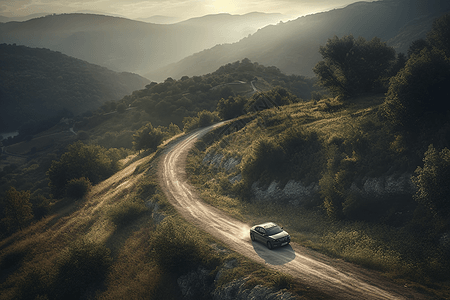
[0,12,288,75]
[145,0,450,80]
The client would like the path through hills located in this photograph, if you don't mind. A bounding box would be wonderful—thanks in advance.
[158,123,428,300]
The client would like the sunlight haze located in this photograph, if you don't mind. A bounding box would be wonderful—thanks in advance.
[0,0,371,21]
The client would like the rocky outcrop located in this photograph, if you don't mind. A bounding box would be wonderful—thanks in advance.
[200,151,416,206]
[251,180,319,206]
[202,151,241,173]
[349,173,415,199]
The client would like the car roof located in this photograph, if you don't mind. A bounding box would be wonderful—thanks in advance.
[258,222,277,229]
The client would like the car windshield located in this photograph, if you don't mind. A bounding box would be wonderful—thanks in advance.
[265,225,283,236]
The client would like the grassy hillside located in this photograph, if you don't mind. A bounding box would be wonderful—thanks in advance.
[146,0,450,81]
[0,44,149,132]
[0,139,330,300]
[186,93,450,298]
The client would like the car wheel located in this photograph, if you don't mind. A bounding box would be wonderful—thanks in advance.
[250,233,255,241]
[267,241,273,250]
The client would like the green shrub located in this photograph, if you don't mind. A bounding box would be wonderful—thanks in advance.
[412,145,450,220]
[150,217,218,274]
[65,177,91,199]
[216,95,248,120]
[108,199,148,227]
[31,194,51,219]
[183,110,220,132]
[241,137,285,186]
[17,266,53,300]
[2,187,33,231]
[52,239,112,300]
[133,122,165,152]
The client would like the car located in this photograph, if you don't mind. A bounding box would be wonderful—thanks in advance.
[250,222,290,249]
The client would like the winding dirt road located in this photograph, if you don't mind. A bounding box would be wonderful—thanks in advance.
[158,124,428,300]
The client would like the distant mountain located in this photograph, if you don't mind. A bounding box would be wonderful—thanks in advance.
[137,15,183,24]
[0,44,149,132]
[0,13,50,23]
[0,12,288,76]
[145,0,450,81]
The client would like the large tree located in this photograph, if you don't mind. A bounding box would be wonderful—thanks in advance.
[132,122,165,152]
[382,48,450,130]
[47,141,119,197]
[313,35,395,97]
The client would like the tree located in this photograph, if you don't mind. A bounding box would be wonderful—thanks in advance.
[132,122,165,152]
[216,95,248,120]
[383,14,450,131]
[427,13,450,58]
[116,102,127,113]
[47,141,118,197]
[2,187,33,231]
[412,145,450,219]
[313,35,395,97]
[382,48,450,130]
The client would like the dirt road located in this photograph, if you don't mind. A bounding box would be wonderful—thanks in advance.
[158,124,428,300]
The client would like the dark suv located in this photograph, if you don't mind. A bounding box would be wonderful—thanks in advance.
[250,222,290,249]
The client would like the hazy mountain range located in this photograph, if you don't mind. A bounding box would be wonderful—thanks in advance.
[1,0,449,82]
[0,12,287,75]
[147,0,450,80]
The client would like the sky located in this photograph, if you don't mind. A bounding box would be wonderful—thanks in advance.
[0,0,371,21]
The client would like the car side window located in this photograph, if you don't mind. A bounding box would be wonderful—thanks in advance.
[256,227,263,234]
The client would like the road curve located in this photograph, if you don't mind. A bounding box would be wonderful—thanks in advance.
[158,123,427,300]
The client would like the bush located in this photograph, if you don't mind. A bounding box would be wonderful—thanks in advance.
[216,95,248,120]
[382,48,450,131]
[108,199,148,227]
[132,122,165,152]
[52,239,112,299]
[65,177,92,199]
[241,137,285,187]
[412,145,450,220]
[150,217,217,274]
[2,187,33,231]
[183,110,220,132]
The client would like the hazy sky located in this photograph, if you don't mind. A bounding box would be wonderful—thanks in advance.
[0,0,371,21]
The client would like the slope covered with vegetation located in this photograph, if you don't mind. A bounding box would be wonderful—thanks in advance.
[185,13,450,298]
[0,44,149,132]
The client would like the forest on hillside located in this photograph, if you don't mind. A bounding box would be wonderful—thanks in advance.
[0,44,149,133]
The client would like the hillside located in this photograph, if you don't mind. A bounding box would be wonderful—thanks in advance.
[146,0,450,80]
[0,44,149,132]
[0,12,288,75]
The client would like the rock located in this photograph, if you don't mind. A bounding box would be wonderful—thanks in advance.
[251,180,319,205]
